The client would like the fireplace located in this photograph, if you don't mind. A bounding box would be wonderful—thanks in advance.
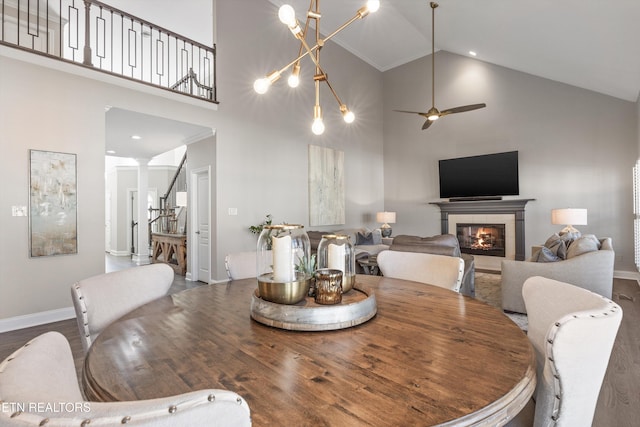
[456,223,506,257]
[431,199,534,263]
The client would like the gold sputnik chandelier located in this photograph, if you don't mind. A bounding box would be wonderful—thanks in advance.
[253,0,380,135]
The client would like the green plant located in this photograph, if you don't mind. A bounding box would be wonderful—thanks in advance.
[249,214,272,235]
[296,253,317,277]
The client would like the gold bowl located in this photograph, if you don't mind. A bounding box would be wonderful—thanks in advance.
[257,272,310,305]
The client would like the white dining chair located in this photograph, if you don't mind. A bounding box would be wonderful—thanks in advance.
[0,331,251,426]
[506,276,622,427]
[70,263,174,354]
[376,250,465,292]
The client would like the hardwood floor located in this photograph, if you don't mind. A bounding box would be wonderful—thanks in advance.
[1,267,638,426]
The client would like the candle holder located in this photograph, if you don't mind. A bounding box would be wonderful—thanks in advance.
[314,269,343,305]
[257,224,311,304]
[317,234,355,293]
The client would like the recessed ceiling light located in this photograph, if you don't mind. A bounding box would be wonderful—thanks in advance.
[107,150,116,154]
[131,135,142,140]
[469,51,477,57]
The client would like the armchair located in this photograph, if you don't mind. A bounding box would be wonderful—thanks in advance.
[501,237,614,314]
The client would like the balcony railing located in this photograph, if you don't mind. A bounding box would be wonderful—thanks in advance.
[1,0,217,102]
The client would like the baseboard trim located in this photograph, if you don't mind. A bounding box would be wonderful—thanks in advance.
[614,270,640,281]
[109,250,131,257]
[0,307,76,333]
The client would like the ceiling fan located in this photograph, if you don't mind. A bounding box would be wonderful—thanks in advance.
[394,2,486,130]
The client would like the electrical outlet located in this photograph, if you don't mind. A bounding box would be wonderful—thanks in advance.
[12,206,27,217]
[228,208,238,216]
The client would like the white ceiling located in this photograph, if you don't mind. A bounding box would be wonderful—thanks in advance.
[105,108,212,159]
[268,0,640,102]
[106,0,640,159]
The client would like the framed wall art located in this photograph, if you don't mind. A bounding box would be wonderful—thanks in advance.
[29,149,78,257]
[309,145,345,226]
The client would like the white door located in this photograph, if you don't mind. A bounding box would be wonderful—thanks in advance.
[194,171,210,282]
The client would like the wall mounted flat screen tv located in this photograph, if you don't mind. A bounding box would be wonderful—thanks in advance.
[439,151,519,199]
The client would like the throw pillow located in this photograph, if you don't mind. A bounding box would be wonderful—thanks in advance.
[356,231,375,245]
[542,234,568,259]
[566,234,601,259]
[372,229,383,245]
[533,246,561,263]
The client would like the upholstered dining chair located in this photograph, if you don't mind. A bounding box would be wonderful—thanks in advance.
[71,263,174,354]
[376,250,465,292]
[507,276,622,427]
[225,251,272,280]
[0,331,251,426]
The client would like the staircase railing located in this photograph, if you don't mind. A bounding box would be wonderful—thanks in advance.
[148,152,187,236]
[0,0,217,102]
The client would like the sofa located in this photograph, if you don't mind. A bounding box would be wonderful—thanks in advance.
[388,234,475,296]
[307,228,390,273]
[501,236,614,314]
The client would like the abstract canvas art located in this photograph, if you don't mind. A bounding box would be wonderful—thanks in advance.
[29,150,78,257]
[309,145,345,226]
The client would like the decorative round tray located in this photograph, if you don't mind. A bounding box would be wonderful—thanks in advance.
[250,283,377,331]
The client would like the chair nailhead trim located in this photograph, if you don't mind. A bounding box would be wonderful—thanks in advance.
[543,292,621,426]
[39,419,50,426]
[169,405,177,414]
[81,420,91,426]
[121,415,131,423]
[10,411,22,418]
[208,394,215,402]
[236,397,242,404]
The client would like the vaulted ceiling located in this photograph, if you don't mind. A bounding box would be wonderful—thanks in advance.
[106,0,640,159]
[268,0,640,102]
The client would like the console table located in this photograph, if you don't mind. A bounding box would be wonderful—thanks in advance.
[150,232,186,275]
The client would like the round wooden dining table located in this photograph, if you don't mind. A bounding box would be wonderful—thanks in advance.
[83,275,535,426]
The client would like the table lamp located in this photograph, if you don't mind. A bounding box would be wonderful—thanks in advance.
[551,208,587,234]
[376,211,396,238]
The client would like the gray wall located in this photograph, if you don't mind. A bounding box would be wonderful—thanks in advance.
[383,51,637,271]
[211,0,385,279]
[0,0,385,321]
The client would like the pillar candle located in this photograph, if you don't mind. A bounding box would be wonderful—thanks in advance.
[272,235,293,282]
[328,243,345,273]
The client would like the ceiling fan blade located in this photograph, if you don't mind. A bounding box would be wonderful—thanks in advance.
[422,119,434,130]
[394,109,428,116]
[440,103,487,115]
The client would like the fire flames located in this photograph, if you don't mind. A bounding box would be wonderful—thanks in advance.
[471,227,497,250]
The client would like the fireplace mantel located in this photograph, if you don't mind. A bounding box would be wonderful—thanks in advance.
[430,199,535,261]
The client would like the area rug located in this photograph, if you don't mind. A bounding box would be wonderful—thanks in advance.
[474,272,528,332]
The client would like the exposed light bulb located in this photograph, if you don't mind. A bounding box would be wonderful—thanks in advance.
[343,110,355,123]
[278,4,297,28]
[288,74,300,88]
[312,117,325,135]
[288,63,301,88]
[253,77,270,94]
[312,105,325,135]
[367,0,380,13]
[428,114,439,121]
[340,105,355,123]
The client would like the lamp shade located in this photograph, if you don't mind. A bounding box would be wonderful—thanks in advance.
[175,192,188,207]
[551,208,587,226]
[376,212,396,224]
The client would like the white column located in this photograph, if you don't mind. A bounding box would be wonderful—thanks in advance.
[133,159,151,265]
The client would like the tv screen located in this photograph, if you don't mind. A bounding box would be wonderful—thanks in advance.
[438,151,519,199]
